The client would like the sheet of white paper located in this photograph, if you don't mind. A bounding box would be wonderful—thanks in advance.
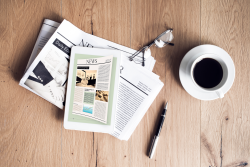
[110,58,164,140]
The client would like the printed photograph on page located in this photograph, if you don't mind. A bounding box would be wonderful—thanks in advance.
[24,48,69,109]
[95,90,109,102]
[76,70,97,88]
[72,56,113,124]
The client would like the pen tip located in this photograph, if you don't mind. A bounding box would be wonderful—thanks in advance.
[165,102,168,109]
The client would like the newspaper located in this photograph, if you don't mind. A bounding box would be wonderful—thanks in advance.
[111,58,164,140]
[20,19,156,109]
[72,56,113,124]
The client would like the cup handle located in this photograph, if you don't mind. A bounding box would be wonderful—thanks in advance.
[216,89,224,98]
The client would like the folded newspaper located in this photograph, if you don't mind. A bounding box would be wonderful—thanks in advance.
[19,19,156,109]
[19,19,164,140]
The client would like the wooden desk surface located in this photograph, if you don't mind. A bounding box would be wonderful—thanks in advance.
[1,0,250,166]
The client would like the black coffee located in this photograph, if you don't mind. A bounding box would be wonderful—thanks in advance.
[193,58,223,88]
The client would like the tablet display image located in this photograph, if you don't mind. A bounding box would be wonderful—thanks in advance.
[76,70,97,88]
[70,55,113,124]
[82,104,93,114]
[95,90,109,102]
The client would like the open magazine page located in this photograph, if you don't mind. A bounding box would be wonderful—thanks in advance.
[72,56,113,124]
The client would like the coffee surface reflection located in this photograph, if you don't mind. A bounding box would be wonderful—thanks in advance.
[193,58,223,88]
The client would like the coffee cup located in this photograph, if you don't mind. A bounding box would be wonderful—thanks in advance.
[190,54,229,98]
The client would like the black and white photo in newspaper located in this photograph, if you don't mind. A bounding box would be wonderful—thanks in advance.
[24,46,69,108]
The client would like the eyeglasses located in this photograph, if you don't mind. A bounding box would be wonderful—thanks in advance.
[129,29,174,66]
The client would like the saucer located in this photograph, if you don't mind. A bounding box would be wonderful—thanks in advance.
[179,44,235,100]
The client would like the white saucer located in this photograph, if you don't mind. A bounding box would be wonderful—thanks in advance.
[179,44,235,100]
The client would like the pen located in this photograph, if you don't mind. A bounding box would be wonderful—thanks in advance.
[149,102,168,159]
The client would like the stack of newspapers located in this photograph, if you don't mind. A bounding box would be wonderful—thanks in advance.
[19,19,164,141]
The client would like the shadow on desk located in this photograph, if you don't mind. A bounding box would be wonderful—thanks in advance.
[55,106,64,121]
[11,13,62,82]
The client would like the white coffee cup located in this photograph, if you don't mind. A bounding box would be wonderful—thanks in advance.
[190,54,229,98]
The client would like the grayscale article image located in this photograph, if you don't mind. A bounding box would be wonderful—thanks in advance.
[24,49,68,109]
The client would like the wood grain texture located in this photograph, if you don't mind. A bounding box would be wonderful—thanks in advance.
[130,0,200,166]
[1,0,250,166]
[201,0,250,166]
[61,0,130,167]
[61,1,96,166]
[0,0,62,167]
[91,0,131,166]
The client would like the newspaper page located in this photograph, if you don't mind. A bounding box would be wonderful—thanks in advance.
[71,56,113,124]
[110,58,164,140]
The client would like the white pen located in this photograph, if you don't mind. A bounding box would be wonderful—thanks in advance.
[149,102,168,159]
